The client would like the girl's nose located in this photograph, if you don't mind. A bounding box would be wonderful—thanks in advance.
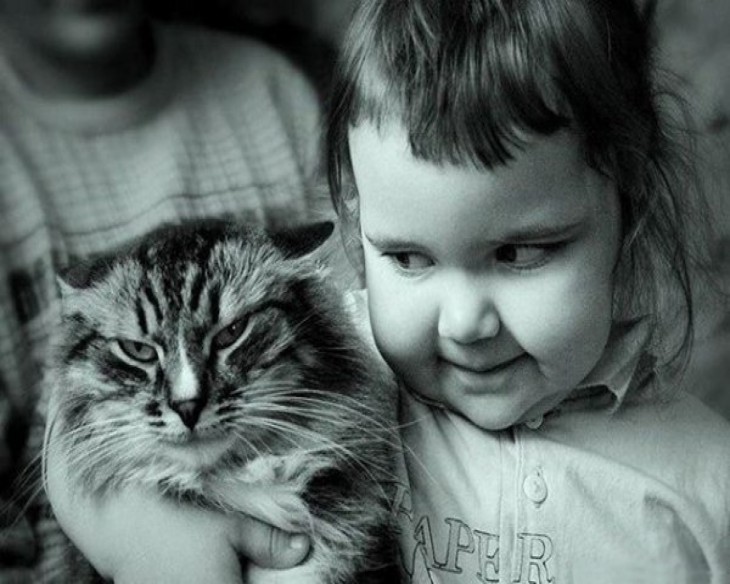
[437,282,500,344]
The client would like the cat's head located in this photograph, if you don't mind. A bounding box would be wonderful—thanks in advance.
[52,220,364,479]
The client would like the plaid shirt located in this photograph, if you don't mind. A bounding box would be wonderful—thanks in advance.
[0,23,324,582]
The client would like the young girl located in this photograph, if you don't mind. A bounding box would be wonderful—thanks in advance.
[326,0,730,581]
[46,0,730,582]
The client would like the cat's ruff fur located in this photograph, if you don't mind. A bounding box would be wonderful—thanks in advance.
[43,220,397,583]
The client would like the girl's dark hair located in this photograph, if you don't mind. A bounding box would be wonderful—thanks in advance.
[327,0,713,372]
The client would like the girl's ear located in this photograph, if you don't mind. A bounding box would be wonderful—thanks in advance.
[270,221,335,258]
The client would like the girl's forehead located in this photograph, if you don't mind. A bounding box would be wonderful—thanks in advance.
[351,120,619,244]
[349,121,589,198]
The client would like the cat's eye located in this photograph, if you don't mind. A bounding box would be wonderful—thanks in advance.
[212,318,248,350]
[116,339,158,363]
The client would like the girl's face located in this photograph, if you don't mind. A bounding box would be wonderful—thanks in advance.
[350,121,622,430]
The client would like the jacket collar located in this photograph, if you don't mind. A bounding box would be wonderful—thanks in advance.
[569,318,655,411]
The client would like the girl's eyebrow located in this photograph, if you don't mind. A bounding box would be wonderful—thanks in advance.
[362,232,426,250]
[363,220,585,250]
[498,219,586,243]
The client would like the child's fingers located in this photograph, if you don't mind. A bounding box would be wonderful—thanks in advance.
[227,514,310,569]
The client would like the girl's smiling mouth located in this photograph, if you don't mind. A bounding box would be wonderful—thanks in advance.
[439,348,526,374]
[439,353,527,390]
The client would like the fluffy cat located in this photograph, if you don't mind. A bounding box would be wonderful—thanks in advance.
[43,219,397,584]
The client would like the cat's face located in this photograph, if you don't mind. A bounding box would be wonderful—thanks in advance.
[54,221,346,474]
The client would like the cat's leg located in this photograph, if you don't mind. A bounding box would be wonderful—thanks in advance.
[208,454,331,532]
[208,455,360,584]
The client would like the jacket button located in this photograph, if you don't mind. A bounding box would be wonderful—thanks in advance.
[523,470,548,504]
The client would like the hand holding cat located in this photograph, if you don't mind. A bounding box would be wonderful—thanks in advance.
[44,422,310,583]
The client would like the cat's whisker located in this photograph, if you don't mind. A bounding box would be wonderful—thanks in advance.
[237,418,358,468]
[2,478,48,530]
[242,384,395,423]
[243,426,388,464]
[62,422,155,483]
[240,395,399,445]
[286,399,394,433]
[63,433,154,475]
[235,414,339,445]
[239,390,392,430]
[236,415,392,482]
[261,423,371,469]
[59,415,141,441]
[220,398,400,473]
[257,403,398,468]
[66,435,137,472]
[10,447,46,503]
[243,406,394,452]
[227,425,272,460]
[233,388,399,442]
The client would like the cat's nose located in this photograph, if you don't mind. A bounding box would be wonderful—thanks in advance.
[170,398,205,430]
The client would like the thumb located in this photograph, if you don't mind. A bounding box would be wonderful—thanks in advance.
[227,514,311,570]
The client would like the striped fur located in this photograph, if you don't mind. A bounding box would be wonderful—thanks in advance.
[44,220,397,583]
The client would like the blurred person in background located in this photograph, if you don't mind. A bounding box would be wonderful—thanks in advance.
[0,0,346,580]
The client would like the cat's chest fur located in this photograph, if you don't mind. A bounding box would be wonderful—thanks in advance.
[45,220,397,584]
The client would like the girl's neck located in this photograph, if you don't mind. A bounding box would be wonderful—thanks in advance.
[3,23,155,99]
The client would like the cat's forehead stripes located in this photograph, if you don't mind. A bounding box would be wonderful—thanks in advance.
[134,280,164,336]
[80,224,303,349]
[131,272,169,338]
[133,226,219,317]
[139,222,222,268]
[179,265,211,319]
[134,295,148,335]
[187,268,206,314]
[142,282,164,323]
[208,282,221,324]
[202,237,290,325]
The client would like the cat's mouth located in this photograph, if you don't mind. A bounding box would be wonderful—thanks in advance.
[161,428,225,444]
[160,432,235,467]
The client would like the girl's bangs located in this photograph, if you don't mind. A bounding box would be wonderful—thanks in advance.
[347,4,571,168]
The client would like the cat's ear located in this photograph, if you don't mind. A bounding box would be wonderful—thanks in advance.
[56,257,115,296]
[270,221,334,258]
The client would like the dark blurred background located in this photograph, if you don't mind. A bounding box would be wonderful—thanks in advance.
[654,0,730,417]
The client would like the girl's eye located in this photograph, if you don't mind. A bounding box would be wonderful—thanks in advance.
[117,339,157,363]
[495,244,557,269]
[212,318,248,350]
[387,252,433,271]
